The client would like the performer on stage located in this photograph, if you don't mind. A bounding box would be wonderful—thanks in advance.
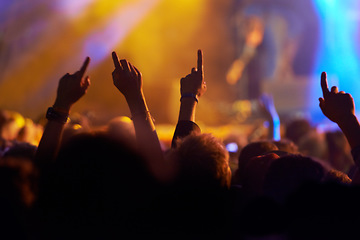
[227,0,319,100]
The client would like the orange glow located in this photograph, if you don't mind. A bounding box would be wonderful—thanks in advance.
[0,0,235,128]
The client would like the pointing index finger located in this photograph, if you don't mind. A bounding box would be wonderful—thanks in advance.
[120,59,130,72]
[197,49,203,76]
[321,71,330,97]
[79,57,90,77]
[112,51,121,69]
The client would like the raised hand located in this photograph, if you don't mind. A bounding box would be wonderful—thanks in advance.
[111,51,142,101]
[319,71,355,124]
[35,57,91,167]
[319,72,360,184]
[54,57,91,111]
[172,50,206,147]
[180,49,206,99]
[110,51,174,182]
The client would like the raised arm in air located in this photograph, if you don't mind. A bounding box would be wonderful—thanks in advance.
[111,51,173,182]
[171,49,206,148]
[35,57,91,168]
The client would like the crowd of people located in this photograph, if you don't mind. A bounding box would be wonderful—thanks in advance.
[1,48,360,239]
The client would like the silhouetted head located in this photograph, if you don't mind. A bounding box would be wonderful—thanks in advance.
[238,140,279,169]
[171,132,231,190]
[234,140,278,186]
[164,133,232,235]
[1,142,38,207]
[285,118,312,144]
[263,154,325,204]
[273,139,299,154]
[106,116,136,147]
[0,142,38,239]
[325,130,354,173]
[240,153,280,196]
[42,131,158,237]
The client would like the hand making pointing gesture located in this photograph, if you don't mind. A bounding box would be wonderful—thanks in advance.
[111,51,143,101]
[180,49,206,99]
[54,57,91,111]
[319,71,355,124]
[35,57,91,167]
[110,51,174,182]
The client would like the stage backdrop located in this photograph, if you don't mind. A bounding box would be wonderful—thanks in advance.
[0,0,237,126]
[2,0,360,126]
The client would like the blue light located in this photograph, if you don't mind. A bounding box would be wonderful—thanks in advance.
[311,0,360,123]
[226,143,239,153]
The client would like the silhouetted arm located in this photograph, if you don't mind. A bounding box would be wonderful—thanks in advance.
[35,57,91,168]
[319,71,360,183]
[171,49,206,148]
[111,51,173,182]
[319,72,360,150]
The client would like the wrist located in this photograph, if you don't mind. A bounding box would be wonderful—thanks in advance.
[130,106,156,131]
[46,107,70,124]
[53,100,72,113]
[131,110,155,124]
[125,90,144,104]
[335,114,360,149]
[336,113,358,127]
[180,93,198,103]
[126,92,148,112]
[178,99,197,122]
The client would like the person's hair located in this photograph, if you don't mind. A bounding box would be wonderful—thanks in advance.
[1,142,38,207]
[164,133,232,235]
[234,140,278,186]
[3,142,37,160]
[238,140,279,169]
[240,153,280,196]
[173,132,231,189]
[106,116,136,147]
[272,139,299,154]
[0,157,37,208]
[323,169,352,185]
[0,141,38,239]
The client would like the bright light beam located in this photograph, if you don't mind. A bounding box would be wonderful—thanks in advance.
[82,0,161,65]
[23,0,161,110]
[53,0,96,18]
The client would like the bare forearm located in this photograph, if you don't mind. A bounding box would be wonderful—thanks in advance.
[126,93,173,182]
[178,98,197,122]
[337,114,360,150]
[126,92,155,131]
[35,120,66,168]
[336,115,360,183]
[35,56,90,168]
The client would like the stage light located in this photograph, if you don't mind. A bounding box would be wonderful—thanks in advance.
[312,0,360,123]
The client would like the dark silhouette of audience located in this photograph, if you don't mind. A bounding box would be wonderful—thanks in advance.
[2,48,360,240]
[38,131,160,239]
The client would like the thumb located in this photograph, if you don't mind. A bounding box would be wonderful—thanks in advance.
[319,97,325,111]
[81,76,91,93]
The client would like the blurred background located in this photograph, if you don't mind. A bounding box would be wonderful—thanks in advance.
[1,0,360,140]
